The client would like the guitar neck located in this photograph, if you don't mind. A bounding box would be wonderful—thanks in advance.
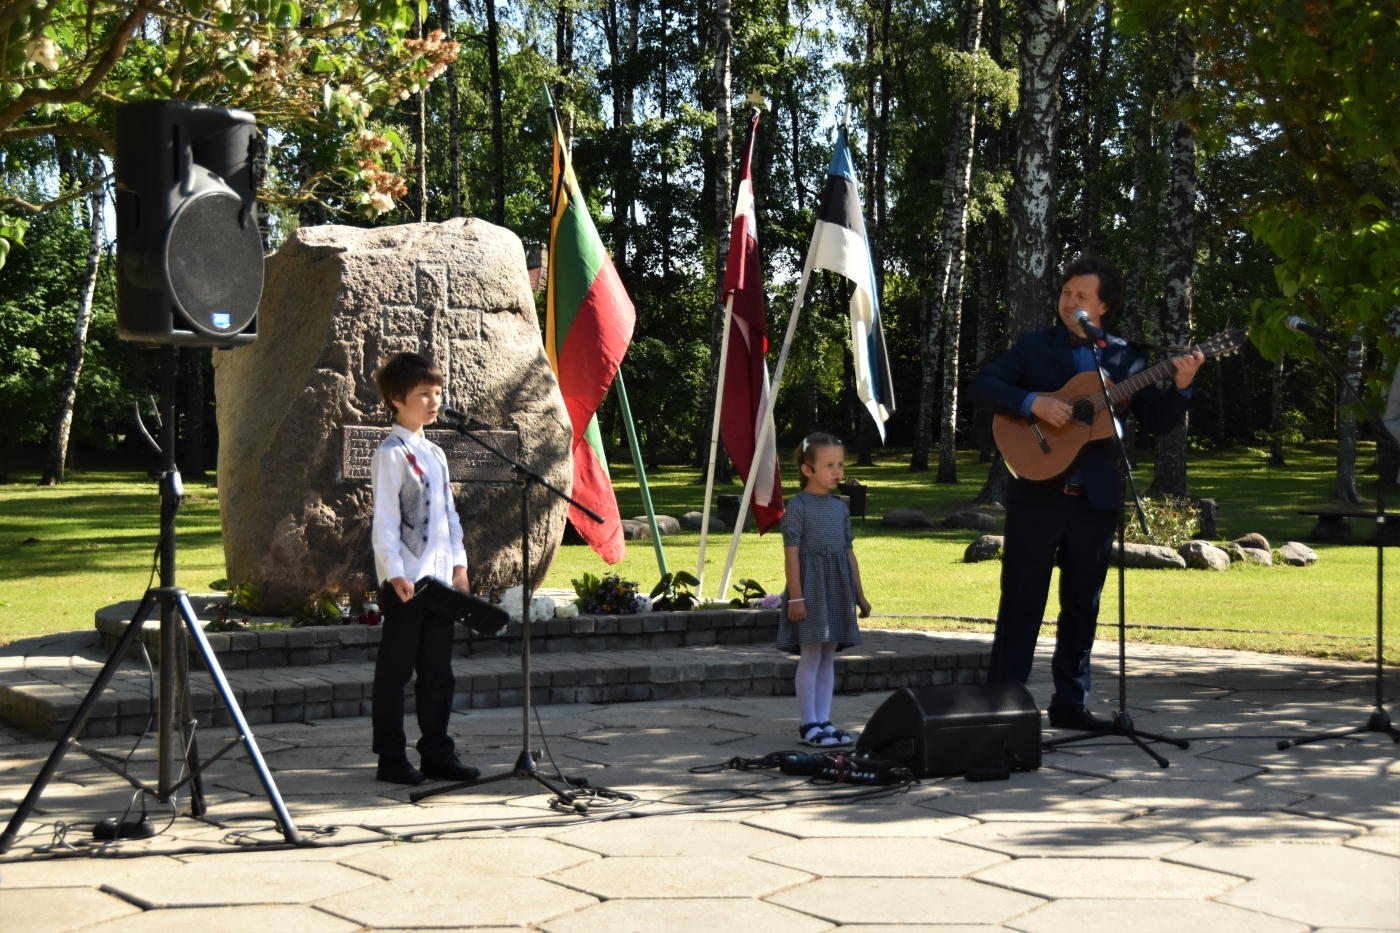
[1101,350,1194,408]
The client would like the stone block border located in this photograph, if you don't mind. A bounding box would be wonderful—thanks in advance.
[94,601,782,670]
[0,632,988,739]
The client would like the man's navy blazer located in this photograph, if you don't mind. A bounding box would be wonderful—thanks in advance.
[970,321,1191,511]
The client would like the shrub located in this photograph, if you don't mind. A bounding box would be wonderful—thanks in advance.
[1124,495,1200,551]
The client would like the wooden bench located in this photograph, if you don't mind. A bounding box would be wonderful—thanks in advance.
[1299,509,1400,545]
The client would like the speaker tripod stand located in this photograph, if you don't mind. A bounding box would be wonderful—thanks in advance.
[411,417,603,809]
[1042,337,1190,768]
[1276,333,1398,750]
[0,347,299,855]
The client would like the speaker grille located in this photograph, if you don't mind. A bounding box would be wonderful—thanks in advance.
[166,190,263,333]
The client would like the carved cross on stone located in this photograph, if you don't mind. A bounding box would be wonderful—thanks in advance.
[375,261,482,405]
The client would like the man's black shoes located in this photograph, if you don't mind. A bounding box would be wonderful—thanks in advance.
[421,756,481,783]
[377,756,427,785]
[1047,705,1110,732]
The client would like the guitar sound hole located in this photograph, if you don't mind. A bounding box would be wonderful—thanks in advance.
[1072,400,1096,425]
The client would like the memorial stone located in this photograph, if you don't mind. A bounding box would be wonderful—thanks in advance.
[214,219,573,612]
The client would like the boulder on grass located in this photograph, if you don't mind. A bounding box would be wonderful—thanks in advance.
[1231,532,1271,553]
[633,515,681,536]
[1179,540,1231,571]
[882,508,934,529]
[680,511,726,532]
[943,510,998,532]
[620,519,651,541]
[1279,541,1318,566]
[964,535,1004,563]
[1111,541,1187,569]
[1237,546,1272,566]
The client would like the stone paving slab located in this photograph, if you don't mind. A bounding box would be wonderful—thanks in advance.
[0,637,1396,933]
[1005,898,1308,932]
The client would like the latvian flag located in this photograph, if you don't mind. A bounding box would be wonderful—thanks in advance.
[720,111,784,533]
[544,89,634,563]
[808,126,896,437]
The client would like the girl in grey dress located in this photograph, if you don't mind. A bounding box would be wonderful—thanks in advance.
[779,433,871,747]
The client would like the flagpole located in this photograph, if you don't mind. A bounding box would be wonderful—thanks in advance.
[697,292,736,599]
[717,244,817,598]
[615,369,668,577]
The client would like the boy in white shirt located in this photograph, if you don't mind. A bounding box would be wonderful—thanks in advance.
[370,352,480,785]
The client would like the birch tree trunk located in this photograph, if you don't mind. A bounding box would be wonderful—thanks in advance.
[973,0,1083,505]
[974,214,1002,462]
[709,0,733,481]
[40,176,104,486]
[1005,0,1076,338]
[437,0,461,217]
[412,7,427,222]
[929,0,986,484]
[1334,326,1363,504]
[486,0,505,224]
[1120,96,1157,341]
[183,347,205,479]
[1149,17,1197,499]
[1079,0,1112,251]
[1269,354,1286,466]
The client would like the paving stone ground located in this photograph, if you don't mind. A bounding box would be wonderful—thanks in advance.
[1,632,1397,933]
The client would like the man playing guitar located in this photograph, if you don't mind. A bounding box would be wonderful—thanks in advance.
[970,255,1204,731]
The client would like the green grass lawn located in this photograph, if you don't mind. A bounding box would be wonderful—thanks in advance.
[0,443,1394,663]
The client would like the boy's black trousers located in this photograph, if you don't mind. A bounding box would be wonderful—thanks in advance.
[371,582,457,764]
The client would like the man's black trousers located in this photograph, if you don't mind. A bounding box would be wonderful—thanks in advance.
[987,489,1117,709]
[371,583,457,764]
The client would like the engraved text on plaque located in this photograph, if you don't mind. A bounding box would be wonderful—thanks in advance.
[340,426,519,482]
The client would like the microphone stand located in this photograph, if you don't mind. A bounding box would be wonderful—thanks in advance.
[1276,337,1399,750]
[1042,330,1191,767]
[411,417,606,809]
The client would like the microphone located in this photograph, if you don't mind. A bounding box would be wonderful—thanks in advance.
[1073,309,1106,345]
[1284,316,1343,343]
[440,406,496,429]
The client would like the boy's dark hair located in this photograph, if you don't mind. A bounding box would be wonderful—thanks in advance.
[1060,254,1125,325]
[794,432,845,490]
[374,352,443,413]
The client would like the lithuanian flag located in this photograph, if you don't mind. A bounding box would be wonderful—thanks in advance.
[544,90,634,563]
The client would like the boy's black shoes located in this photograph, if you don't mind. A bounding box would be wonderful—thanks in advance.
[1047,705,1109,732]
[421,755,481,783]
[377,756,427,785]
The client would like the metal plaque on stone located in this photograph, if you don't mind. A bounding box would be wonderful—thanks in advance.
[340,425,519,483]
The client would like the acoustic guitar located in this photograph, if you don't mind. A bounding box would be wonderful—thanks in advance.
[992,328,1247,482]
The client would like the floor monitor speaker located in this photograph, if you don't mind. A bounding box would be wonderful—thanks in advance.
[855,683,1041,777]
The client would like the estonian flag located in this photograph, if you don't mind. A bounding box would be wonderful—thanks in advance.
[806,126,896,438]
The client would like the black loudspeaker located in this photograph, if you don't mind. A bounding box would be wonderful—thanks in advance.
[114,100,263,347]
[855,683,1042,777]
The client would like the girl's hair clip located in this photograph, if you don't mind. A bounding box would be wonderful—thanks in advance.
[802,437,810,451]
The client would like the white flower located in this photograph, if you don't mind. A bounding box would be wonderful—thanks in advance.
[500,586,555,622]
[368,192,394,214]
[635,594,654,613]
[24,37,59,71]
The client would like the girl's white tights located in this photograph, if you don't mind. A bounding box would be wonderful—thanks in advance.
[796,642,838,725]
